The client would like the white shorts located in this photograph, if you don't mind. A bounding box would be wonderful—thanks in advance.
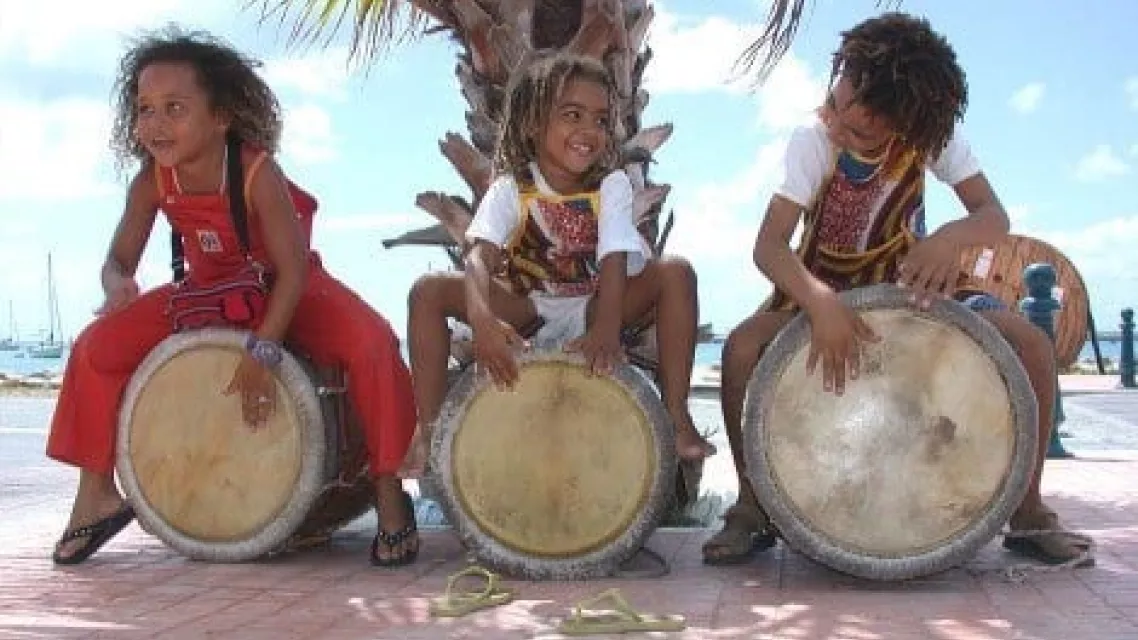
[530,294,590,348]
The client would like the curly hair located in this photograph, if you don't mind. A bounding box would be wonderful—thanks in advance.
[829,13,968,160]
[110,25,282,173]
[493,53,619,189]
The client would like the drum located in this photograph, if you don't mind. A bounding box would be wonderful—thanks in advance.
[116,328,373,562]
[429,350,676,580]
[744,284,1039,580]
[957,233,1089,368]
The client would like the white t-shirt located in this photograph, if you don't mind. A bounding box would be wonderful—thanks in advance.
[466,163,650,277]
[776,118,983,210]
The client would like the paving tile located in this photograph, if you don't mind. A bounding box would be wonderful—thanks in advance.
[4,455,1138,638]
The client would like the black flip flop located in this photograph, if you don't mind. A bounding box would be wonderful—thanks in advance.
[371,490,419,567]
[52,504,135,566]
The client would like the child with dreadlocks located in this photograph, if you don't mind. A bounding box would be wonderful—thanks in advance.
[48,27,419,567]
[702,12,1094,566]
[402,52,715,475]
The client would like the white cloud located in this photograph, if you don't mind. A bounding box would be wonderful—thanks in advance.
[1008,82,1045,114]
[753,56,826,132]
[642,9,759,94]
[279,104,337,165]
[1074,145,1130,182]
[262,47,356,100]
[0,96,118,201]
[1126,76,1138,110]
[666,139,785,261]
[0,0,230,70]
[1006,204,1031,224]
[1032,215,1138,322]
[644,6,825,133]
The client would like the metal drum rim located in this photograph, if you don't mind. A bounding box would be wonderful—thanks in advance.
[742,283,1039,580]
[115,328,326,562]
[428,349,677,580]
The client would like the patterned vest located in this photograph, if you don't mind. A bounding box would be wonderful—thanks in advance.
[501,180,603,297]
[765,141,926,311]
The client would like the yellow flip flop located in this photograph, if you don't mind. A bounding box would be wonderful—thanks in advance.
[429,565,514,618]
[557,588,685,635]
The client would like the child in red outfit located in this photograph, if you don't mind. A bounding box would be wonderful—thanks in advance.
[48,27,419,567]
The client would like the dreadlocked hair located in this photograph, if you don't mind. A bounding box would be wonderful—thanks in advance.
[831,12,968,161]
[110,24,282,174]
[493,53,619,189]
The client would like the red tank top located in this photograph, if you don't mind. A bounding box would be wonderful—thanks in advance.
[155,145,318,285]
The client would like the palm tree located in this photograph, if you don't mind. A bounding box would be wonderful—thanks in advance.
[256,0,676,267]
[254,0,709,514]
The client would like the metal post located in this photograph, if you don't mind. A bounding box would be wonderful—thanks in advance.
[1018,263,1071,458]
[1121,308,1135,389]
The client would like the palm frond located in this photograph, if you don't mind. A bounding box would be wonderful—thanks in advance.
[736,0,902,84]
[249,0,431,64]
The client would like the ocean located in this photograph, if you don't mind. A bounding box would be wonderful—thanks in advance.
[0,339,1126,378]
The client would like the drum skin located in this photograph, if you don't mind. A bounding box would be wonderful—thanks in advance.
[429,350,676,580]
[957,233,1088,368]
[116,329,326,562]
[743,284,1038,580]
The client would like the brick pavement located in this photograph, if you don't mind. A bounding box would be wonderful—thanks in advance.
[3,452,1136,639]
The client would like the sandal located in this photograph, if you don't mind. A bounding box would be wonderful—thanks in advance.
[702,504,778,566]
[52,504,135,566]
[429,565,514,618]
[1004,507,1094,567]
[370,490,419,567]
[557,588,685,636]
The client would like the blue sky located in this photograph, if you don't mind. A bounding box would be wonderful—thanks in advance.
[1,0,1136,344]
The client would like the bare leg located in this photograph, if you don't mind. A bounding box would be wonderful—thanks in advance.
[617,256,713,461]
[981,310,1092,562]
[401,272,537,476]
[702,309,793,563]
[54,470,129,561]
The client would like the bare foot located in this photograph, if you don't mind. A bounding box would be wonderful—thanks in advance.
[670,409,716,461]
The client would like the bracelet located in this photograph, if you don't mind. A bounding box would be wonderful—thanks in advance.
[245,334,283,369]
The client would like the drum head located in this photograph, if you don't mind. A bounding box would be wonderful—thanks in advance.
[744,284,1038,580]
[117,328,325,562]
[958,233,1089,368]
[431,351,676,580]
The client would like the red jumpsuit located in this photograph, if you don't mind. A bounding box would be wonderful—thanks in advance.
[46,148,417,476]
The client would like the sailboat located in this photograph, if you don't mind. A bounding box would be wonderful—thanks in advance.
[0,301,18,351]
[26,253,65,359]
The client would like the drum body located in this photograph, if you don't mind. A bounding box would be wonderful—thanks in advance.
[744,284,1038,580]
[429,350,676,580]
[957,233,1088,368]
[116,328,372,562]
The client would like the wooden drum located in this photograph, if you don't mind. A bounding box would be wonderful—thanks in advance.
[744,284,1039,580]
[116,328,373,562]
[429,350,676,580]
[957,233,1089,368]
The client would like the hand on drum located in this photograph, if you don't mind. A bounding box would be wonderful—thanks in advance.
[471,316,528,390]
[564,328,626,377]
[224,353,277,428]
[897,235,960,309]
[95,270,140,315]
[806,292,879,395]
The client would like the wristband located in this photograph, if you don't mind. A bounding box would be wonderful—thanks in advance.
[245,334,283,369]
